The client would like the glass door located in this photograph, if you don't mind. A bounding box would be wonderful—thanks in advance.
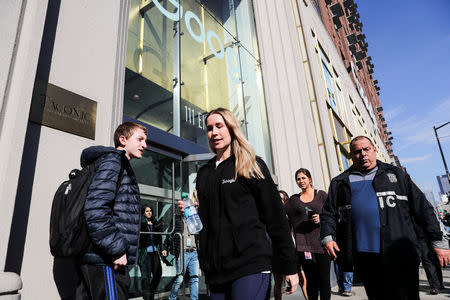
[129,147,213,299]
[129,148,181,298]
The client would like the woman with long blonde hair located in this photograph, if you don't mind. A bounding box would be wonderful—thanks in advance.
[180,108,299,299]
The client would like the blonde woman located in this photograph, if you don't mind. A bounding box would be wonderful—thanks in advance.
[179,108,298,299]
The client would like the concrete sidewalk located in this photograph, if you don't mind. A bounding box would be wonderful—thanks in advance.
[283,265,450,300]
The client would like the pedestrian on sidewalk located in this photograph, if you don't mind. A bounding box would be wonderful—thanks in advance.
[320,136,450,300]
[334,262,353,297]
[284,168,330,300]
[415,223,445,295]
[179,108,299,299]
[76,122,148,299]
[138,205,163,300]
[162,213,200,300]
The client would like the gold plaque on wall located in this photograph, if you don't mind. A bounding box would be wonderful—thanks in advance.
[29,81,97,140]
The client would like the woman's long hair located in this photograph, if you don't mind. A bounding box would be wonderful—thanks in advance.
[141,205,155,222]
[206,108,264,179]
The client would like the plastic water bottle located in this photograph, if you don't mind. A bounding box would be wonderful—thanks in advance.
[182,192,203,234]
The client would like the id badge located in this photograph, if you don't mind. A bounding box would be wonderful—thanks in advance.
[186,238,192,248]
[304,252,312,260]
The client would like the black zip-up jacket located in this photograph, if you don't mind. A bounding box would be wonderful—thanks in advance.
[320,160,443,271]
[196,155,297,285]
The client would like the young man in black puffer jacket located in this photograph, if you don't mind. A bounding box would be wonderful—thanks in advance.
[76,122,147,300]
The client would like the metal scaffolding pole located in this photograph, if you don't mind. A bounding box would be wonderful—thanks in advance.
[434,121,450,185]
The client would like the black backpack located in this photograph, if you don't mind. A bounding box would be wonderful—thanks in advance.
[49,155,123,257]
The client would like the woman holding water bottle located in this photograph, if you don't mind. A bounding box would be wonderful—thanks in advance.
[179,108,299,299]
[284,168,330,300]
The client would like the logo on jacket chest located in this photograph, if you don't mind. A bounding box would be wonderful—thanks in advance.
[222,178,236,184]
[376,191,408,209]
[387,173,397,183]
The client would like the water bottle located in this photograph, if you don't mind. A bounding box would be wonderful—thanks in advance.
[182,192,203,234]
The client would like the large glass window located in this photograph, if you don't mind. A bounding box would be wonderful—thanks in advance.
[123,1,274,298]
[124,0,273,168]
[125,0,176,133]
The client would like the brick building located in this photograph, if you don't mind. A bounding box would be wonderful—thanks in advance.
[313,0,395,158]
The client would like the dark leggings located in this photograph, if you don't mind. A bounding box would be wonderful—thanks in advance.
[297,252,331,300]
[141,252,162,298]
[209,273,270,300]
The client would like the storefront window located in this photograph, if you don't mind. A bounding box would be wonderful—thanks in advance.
[125,0,273,168]
[125,0,176,133]
[124,1,274,297]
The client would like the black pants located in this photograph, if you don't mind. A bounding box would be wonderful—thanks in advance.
[418,238,444,290]
[141,252,162,300]
[76,264,130,300]
[297,252,331,300]
[354,252,419,300]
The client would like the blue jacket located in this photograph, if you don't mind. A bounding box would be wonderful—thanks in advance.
[80,146,141,266]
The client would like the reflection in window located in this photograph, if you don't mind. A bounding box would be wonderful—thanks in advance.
[131,149,181,191]
[124,0,274,168]
[125,0,176,132]
[322,62,338,113]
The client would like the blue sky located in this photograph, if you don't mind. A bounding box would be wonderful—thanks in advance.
[357,1,450,203]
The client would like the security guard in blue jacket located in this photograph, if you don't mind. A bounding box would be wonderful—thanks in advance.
[320,136,450,300]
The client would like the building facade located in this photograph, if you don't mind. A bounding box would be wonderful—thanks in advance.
[0,0,393,298]
[437,175,450,196]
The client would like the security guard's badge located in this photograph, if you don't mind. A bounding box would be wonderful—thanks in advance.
[387,173,397,183]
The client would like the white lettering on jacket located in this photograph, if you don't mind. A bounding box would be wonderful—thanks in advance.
[222,179,236,184]
[376,191,408,209]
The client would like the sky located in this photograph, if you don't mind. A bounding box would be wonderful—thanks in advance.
[356,1,450,204]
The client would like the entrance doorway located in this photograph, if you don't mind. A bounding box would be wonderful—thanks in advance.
[129,146,213,299]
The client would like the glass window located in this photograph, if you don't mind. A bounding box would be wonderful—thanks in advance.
[180,0,242,147]
[322,62,338,113]
[125,0,176,133]
[125,0,273,169]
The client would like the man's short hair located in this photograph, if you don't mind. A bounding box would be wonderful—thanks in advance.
[114,122,148,147]
[349,136,375,153]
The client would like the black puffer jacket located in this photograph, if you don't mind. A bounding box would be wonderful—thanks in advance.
[320,160,443,271]
[196,155,297,285]
[81,146,141,265]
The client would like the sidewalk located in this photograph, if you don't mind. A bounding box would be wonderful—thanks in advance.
[283,265,450,300]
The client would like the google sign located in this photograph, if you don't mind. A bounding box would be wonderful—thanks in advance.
[151,0,257,85]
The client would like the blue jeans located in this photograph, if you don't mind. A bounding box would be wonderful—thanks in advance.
[334,263,353,292]
[168,251,199,300]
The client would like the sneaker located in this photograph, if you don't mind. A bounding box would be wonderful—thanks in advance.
[430,288,439,295]
[341,291,352,297]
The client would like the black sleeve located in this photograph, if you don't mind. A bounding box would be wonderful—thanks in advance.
[320,180,338,242]
[249,158,297,275]
[406,172,442,242]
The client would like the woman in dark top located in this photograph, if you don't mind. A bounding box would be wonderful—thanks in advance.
[284,168,330,300]
[179,108,299,299]
[138,205,162,300]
